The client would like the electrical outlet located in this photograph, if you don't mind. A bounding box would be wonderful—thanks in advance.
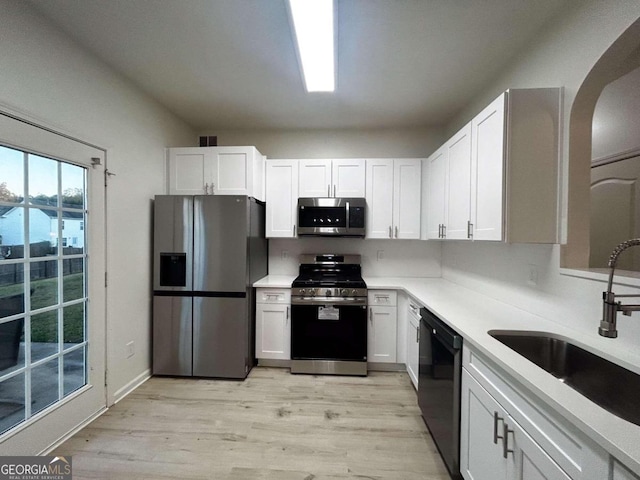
[126,341,135,358]
[377,250,384,261]
[527,265,538,286]
[282,250,289,260]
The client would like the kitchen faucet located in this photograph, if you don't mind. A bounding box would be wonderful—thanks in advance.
[599,238,640,338]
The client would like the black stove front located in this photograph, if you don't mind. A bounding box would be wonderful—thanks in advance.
[290,254,368,376]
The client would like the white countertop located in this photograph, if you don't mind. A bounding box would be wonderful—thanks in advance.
[253,275,640,474]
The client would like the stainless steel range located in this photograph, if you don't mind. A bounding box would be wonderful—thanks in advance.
[290,254,368,376]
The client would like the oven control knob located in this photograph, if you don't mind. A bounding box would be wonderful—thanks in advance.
[351,289,358,296]
[340,289,348,297]
[299,289,306,296]
[325,289,332,296]
[309,288,316,296]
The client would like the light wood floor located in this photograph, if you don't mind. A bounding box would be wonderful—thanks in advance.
[54,367,450,479]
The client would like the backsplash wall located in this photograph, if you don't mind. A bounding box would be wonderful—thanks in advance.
[269,238,442,278]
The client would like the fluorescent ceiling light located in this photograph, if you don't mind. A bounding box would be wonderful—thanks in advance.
[288,0,335,92]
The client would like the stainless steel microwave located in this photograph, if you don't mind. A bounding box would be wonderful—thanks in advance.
[297,198,366,237]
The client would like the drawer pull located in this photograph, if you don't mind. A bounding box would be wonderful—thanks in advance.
[493,412,504,444]
[503,423,514,459]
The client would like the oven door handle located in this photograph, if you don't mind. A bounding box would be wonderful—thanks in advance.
[291,297,368,306]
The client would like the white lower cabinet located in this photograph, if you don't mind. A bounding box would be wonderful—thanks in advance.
[461,344,610,480]
[367,290,398,363]
[255,289,291,360]
[461,369,570,480]
[405,298,421,389]
[613,461,640,480]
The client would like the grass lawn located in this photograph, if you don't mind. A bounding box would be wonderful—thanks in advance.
[0,273,85,343]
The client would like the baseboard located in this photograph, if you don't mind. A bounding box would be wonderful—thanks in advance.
[111,369,151,405]
[256,359,291,368]
[368,362,406,372]
[39,407,107,455]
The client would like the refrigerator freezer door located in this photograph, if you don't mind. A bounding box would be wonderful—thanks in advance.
[153,196,193,291]
[152,296,193,376]
[194,196,248,292]
[193,296,249,378]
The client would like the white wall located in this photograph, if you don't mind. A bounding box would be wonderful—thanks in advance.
[197,127,444,159]
[0,0,194,451]
[440,1,640,350]
[269,238,441,278]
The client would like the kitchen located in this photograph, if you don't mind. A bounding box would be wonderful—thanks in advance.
[0,1,639,479]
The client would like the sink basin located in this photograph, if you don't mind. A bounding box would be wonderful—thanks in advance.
[488,330,640,427]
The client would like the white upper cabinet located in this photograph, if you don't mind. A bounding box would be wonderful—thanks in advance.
[167,146,265,200]
[470,89,561,243]
[366,158,422,239]
[332,159,366,197]
[366,159,394,239]
[425,146,447,240]
[393,159,422,239]
[298,159,366,198]
[446,124,472,239]
[298,159,332,197]
[266,159,299,238]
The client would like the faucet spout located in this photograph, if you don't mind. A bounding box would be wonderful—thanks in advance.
[600,238,640,338]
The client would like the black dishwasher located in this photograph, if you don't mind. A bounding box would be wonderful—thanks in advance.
[419,307,463,480]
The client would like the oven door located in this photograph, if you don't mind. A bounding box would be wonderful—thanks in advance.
[291,303,367,361]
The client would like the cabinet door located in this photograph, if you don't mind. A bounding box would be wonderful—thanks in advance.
[332,159,366,197]
[210,146,253,196]
[446,124,472,240]
[299,159,332,197]
[426,147,447,239]
[368,306,397,363]
[365,159,394,239]
[509,420,571,480]
[393,159,422,239]
[406,316,420,389]
[167,147,213,195]
[255,303,291,360]
[460,369,508,480]
[471,93,506,241]
[266,160,299,238]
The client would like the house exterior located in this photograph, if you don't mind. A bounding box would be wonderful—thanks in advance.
[0,205,84,249]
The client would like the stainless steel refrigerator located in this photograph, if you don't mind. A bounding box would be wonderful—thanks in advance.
[152,195,268,379]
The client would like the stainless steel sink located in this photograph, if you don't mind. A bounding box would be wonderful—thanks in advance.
[488,330,640,427]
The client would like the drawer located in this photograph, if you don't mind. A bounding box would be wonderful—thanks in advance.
[368,290,397,307]
[407,297,423,320]
[256,288,291,304]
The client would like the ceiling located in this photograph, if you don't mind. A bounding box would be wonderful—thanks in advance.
[28,0,571,131]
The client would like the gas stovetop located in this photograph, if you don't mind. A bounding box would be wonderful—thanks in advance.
[291,254,367,298]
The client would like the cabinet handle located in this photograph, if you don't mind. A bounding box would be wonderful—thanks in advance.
[395,226,398,238]
[493,412,504,444]
[467,221,473,239]
[333,184,336,197]
[442,224,446,239]
[293,224,296,237]
[416,325,420,343]
[438,224,442,238]
[327,184,330,197]
[204,182,209,194]
[286,306,289,323]
[211,182,215,194]
[389,226,392,238]
[369,307,373,324]
[502,423,514,459]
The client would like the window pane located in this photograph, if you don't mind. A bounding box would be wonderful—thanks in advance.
[0,318,25,376]
[31,311,58,362]
[63,302,84,348]
[31,359,59,415]
[0,271,25,319]
[63,347,85,396]
[63,259,84,302]
[0,206,25,259]
[61,163,85,210]
[0,373,25,434]
[28,155,58,207]
[30,261,58,310]
[61,211,84,255]
[0,146,24,202]
[29,208,58,257]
